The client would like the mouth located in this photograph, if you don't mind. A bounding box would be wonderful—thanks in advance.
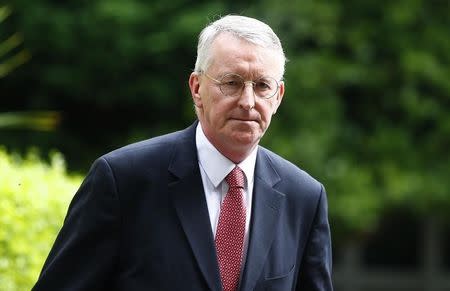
[230,118,258,123]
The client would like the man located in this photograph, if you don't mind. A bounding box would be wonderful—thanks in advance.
[33,15,333,291]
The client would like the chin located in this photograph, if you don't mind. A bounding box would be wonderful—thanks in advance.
[230,132,261,146]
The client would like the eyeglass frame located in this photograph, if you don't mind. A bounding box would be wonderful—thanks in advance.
[199,71,282,99]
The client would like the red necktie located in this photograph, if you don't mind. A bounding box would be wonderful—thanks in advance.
[215,166,246,291]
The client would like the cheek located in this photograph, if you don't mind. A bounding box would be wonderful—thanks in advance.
[259,102,276,121]
[210,97,232,112]
[204,98,229,123]
[202,87,222,109]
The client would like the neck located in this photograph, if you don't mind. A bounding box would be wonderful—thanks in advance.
[216,144,257,164]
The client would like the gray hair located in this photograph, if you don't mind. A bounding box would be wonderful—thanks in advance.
[194,15,286,77]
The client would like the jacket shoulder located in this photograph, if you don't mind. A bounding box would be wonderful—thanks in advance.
[98,123,196,171]
[258,146,324,195]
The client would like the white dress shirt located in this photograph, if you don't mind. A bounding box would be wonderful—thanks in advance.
[195,123,257,272]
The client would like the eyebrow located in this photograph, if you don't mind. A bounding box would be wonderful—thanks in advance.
[217,72,275,80]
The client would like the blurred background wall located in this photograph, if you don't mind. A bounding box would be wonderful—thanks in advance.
[1,0,449,290]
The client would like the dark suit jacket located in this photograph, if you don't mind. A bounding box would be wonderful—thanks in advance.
[32,122,333,291]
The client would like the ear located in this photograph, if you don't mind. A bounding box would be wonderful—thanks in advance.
[189,72,203,108]
[272,81,285,114]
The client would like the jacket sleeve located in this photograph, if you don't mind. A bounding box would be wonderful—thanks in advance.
[32,157,120,291]
[296,184,334,291]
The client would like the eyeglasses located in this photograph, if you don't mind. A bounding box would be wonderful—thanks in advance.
[201,72,280,99]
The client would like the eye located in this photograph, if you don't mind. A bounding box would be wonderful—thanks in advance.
[255,79,272,91]
[223,80,240,86]
[220,74,244,87]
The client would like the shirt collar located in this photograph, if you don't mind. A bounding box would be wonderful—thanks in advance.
[196,123,257,188]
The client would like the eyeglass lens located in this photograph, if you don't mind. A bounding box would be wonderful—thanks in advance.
[219,74,278,98]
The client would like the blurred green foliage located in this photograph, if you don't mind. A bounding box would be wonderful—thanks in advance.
[0,148,82,291]
[0,110,60,131]
[0,0,449,239]
[255,0,450,238]
[0,5,30,77]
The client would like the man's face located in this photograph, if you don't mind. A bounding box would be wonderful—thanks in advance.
[189,33,285,162]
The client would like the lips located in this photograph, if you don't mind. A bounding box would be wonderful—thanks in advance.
[234,118,255,121]
[231,117,258,123]
[230,113,260,121]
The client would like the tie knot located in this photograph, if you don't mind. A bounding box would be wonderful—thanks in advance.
[225,166,245,189]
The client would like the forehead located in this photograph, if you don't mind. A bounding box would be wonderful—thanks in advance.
[208,33,283,78]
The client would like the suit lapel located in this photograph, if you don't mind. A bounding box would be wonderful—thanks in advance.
[168,123,222,291]
[240,148,285,291]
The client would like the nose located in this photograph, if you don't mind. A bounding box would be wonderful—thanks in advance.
[238,81,255,111]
